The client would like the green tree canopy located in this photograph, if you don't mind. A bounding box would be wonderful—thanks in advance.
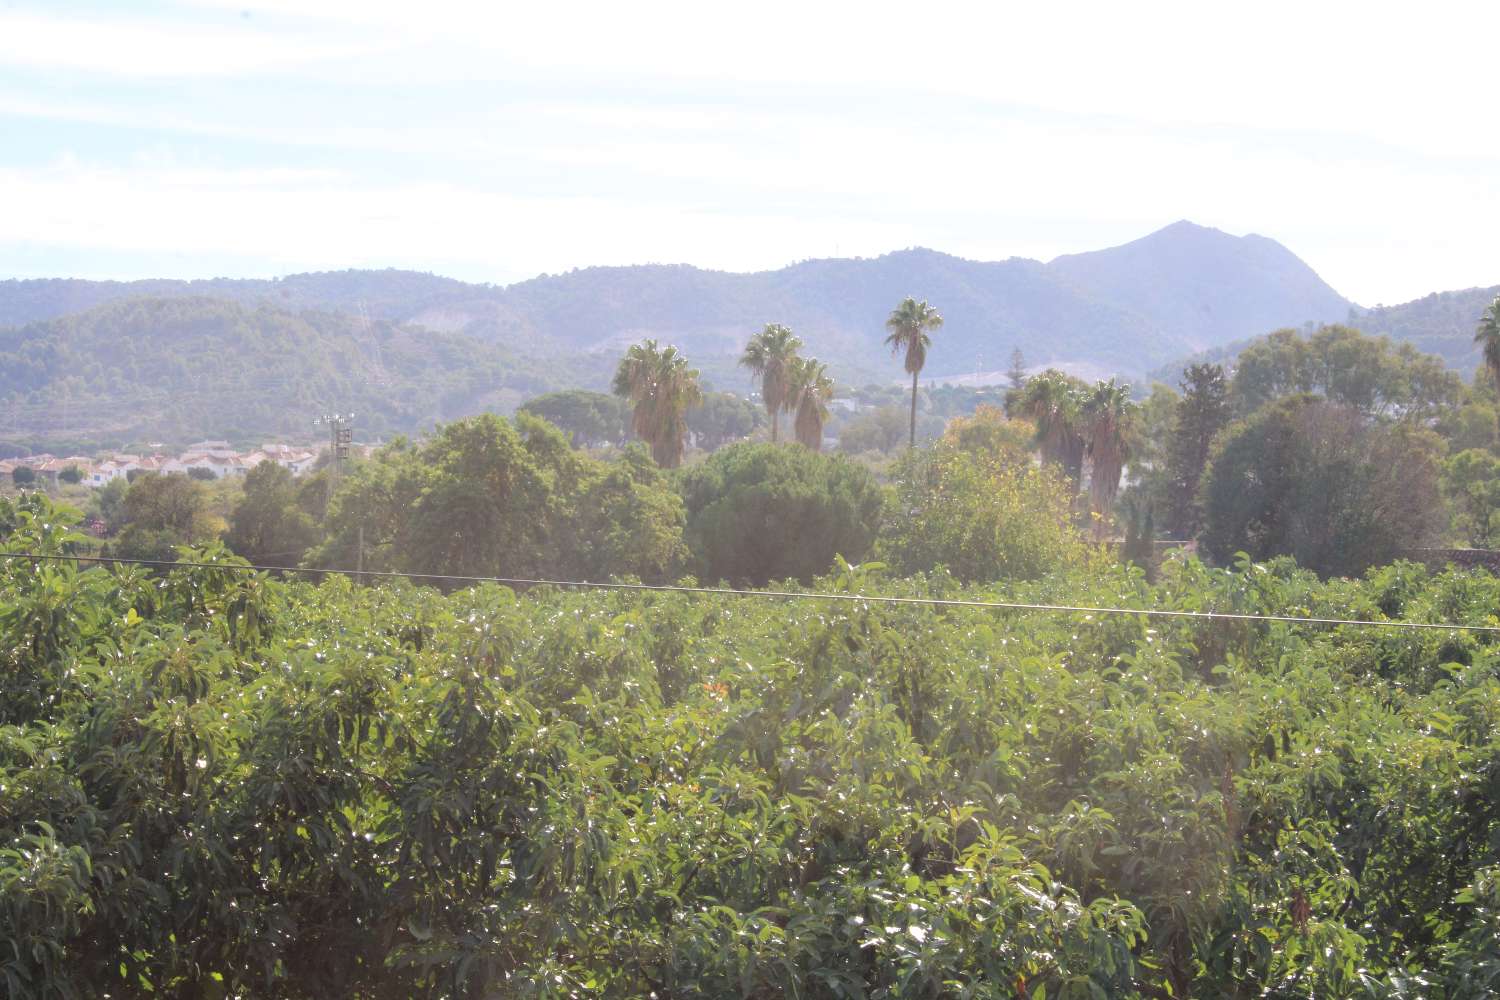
[880,417,1086,582]
[838,405,939,454]
[309,413,686,583]
[1231,324,1462,419]
[518,389,631,448]
[685,391,762,451]
[1165,363,1230,537]
[1200,396,1444,576]
[1441,448,1500,548]
[111,472,218,561]
[224,460,320,567]
[677,442,884,585]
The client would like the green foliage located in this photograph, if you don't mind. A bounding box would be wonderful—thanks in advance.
[1200,397,1444,576]
[111,472,218,561]
[1356,284,1500,371]
[838,404,940,454]
[1230,324,1463,419]
[310,413,687,583]
[685,390,762,451]
[1165,363,1230,537]
[518,389,631,448]
[86,477,128,535]
[880,423,1087,582]
[1442,449,1500,548]
[3,490,1500,996]
[10,466,35,486]
[739,323,803,444]
[56,465,82,485]
[612,339,703,469]
[677,442,884,585]
[225,460,320,567]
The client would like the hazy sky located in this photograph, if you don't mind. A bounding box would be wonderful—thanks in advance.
[3,0,1497,305]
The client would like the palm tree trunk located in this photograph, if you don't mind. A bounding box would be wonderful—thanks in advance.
[771,411,778,444]
[909,370,918,448]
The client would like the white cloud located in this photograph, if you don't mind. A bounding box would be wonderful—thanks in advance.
[0,9,386,77]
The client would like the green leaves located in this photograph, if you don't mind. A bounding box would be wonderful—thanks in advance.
[3,520,1500,996]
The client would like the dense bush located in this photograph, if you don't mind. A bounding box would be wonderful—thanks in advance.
[676,442,884,585]
[3,494,1500,996]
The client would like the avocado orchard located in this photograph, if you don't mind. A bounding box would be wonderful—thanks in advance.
[2,494,1499,997]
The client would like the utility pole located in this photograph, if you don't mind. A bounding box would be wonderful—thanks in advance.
[316,412,359,571]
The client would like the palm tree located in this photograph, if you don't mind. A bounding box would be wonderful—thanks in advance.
[739,324,803,443]
[1475,295,1500,392]
[884,298,943,447]
[1082,379,1134,539]
[787,356,835,450]
[1007,369,1086,486]
[611,339,703,468]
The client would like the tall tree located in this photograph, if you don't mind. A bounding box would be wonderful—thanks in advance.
[884,298,943,447]
[225,460,319,568]
[787,356,835,451]
[1082,379,1134,538]
[1165,363,1229,537]
[1200,397,1443,576]
[1007,369,1086,487]
[738,324,803,444]
[612,340,703,469]
[1007,347,1028,390]
[1475,295,1500,394]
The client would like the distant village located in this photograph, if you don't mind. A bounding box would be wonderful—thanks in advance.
[0,441,330,489]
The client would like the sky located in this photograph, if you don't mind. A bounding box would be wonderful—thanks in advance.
[2,0,1497,306]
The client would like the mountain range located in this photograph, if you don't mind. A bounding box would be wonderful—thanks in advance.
[0,220,1493,448]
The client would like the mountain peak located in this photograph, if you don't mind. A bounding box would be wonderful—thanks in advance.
[1046,222,1349,352]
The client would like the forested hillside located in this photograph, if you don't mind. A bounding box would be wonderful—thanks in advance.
[1352,286,1500,372]
[0,297,581,448]
[0,222,1355,383]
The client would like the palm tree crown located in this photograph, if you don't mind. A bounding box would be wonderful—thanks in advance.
[786,356,835,451]
[739,324,803,443]
[1476,295,1500,392]
[1007,369,1086,485]
[1081,379,1135,538]
[884,298,943,447]
[611,339,703,469]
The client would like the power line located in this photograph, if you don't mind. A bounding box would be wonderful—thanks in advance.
[7,551,1500,634]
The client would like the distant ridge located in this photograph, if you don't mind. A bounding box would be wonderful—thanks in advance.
[0,222,1355,380]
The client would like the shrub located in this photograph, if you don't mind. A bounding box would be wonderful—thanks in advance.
[677,442,884,585]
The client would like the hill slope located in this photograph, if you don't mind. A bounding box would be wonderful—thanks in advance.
[0,297,580,448]
[1350,285,1500,373]
[0,222,1355,382]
